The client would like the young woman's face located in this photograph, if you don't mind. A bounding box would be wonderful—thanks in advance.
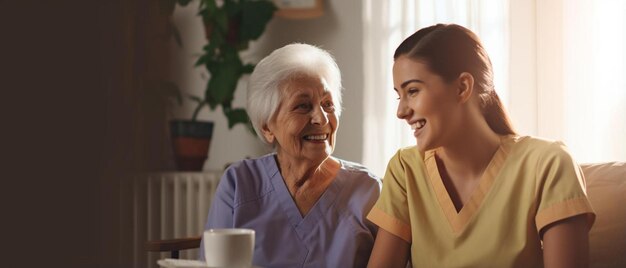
[263,74,338,164]
[393,56,462,152]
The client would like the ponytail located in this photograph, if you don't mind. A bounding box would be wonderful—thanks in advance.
[482,91,515,135]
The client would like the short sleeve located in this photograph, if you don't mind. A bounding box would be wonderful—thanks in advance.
[535,142,596,233]
[367,150,412,243]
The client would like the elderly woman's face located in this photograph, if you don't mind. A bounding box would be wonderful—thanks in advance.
[263,75,338,164]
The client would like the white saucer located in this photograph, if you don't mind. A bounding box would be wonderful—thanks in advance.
[157,258,262,268]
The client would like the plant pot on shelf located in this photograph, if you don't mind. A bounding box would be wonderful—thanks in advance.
[170,120,214,171]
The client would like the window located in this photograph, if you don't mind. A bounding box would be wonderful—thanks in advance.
[363,0,625,177]
[363,0,509,176]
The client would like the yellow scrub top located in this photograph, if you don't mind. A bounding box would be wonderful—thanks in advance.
[367,135,595,267]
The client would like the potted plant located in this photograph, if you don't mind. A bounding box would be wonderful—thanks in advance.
[170,0,276,171]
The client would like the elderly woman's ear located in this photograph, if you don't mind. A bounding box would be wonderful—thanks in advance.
[261,125,275,144]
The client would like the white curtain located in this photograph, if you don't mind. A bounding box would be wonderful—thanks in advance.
[362,0,510,177]
[363,0,626,177]
[509,0,626,163]
[551,0,626,163]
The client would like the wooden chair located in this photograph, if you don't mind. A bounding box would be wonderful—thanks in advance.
[146,236,202,259]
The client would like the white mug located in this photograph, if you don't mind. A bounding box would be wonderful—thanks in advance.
[203,228,255,268]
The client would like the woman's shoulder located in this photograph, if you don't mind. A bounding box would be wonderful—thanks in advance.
[223,154,276,179]
[392,145,425,166]
[506,135,571,156]
[334,158,382,207]
[218,154,277,204]
[336,158,382,187]
[504,135,578,169]
[338,158,379,178]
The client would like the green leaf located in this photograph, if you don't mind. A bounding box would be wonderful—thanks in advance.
[200,0,217,12]
[194,54,207,67]
[240,1,276,42]
[223,0,242,17]
[176,0,192,6]
[199,0,217,25]
[214,8,229,32]
[198,9,210,22]
[241,64,255,74]
[205,80,219,110]
[206,39,218,57]
[224,108,250,129]
[206,0,217,11]
[208,25,225,51]
[206,53,242,105]
[203,41,222,74]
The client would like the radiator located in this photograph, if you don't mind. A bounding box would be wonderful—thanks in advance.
[121,171,222,268]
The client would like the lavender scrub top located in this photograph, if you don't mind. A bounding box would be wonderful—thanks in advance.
[199,153,381,268]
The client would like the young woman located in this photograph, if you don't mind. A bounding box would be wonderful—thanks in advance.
[367,24,595,267]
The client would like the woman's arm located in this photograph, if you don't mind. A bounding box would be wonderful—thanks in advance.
[542,214,590,268]
[367,228,410,268]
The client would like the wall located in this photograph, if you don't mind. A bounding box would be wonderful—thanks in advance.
[3,1,123,266]
[172,0,364,170]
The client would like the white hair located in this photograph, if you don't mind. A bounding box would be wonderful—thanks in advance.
[247,43,343,145]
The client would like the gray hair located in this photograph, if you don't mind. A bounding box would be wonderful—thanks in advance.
[247,43,343,145]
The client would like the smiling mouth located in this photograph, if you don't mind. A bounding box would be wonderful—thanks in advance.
[411,119,426,130]
[303,134,328,141]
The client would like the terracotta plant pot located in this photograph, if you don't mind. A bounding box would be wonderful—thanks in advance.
[170,120,214,171]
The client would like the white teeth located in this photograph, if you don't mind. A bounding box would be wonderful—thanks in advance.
[304,134,328,140]
[411,120,426,130]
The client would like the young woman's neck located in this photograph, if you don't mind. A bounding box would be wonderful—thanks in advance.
[438,116,502,179]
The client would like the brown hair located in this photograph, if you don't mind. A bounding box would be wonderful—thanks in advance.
[394,24,515,135]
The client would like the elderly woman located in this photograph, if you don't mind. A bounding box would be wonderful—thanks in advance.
[200,43,381,267]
